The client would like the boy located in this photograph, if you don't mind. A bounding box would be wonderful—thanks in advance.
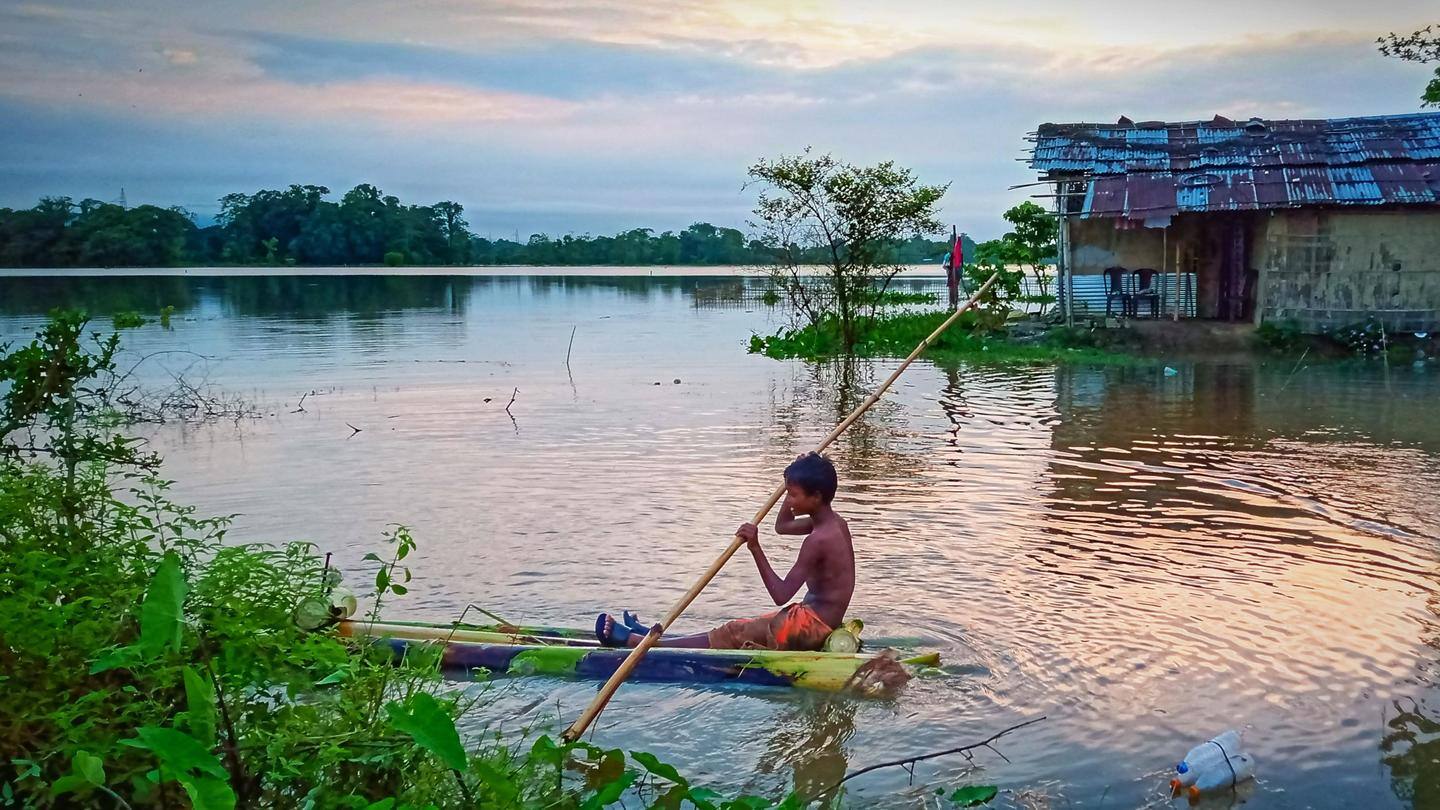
[596,452,853,651]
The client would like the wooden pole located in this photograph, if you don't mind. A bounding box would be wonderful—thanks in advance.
[1173,239,1181,322]
[1061,214,1074,328]
[1161,227,1168,318]
[560,272,1002,743]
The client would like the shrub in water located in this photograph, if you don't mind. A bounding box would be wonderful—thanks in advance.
[1255,319,1305,352]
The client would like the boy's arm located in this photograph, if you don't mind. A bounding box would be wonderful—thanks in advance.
[773,496,814,536]
[748,532,824,606]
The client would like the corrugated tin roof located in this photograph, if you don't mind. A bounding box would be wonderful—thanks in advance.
[1031,112,1440,218]
[1081,163,1440,219]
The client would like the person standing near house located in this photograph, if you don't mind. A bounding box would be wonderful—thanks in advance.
[946,229,965,309]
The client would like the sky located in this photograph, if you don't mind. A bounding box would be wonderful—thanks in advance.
[1,0,1437,239]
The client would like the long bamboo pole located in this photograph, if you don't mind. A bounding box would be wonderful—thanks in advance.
[560,272,1001,742]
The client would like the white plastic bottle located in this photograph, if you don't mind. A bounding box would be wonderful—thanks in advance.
[329,584,358,619]
[1172,730,1243,789]
[1187,753,1256,798]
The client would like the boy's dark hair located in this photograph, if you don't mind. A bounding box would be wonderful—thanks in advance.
[784,452,837,503]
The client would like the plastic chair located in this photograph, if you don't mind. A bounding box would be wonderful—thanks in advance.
[1104,267,1132,318]
[1132,268,1161,318]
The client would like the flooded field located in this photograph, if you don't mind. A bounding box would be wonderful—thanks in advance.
[4,271,1438,808]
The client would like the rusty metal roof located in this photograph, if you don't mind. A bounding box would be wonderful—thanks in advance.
[1031,112,1440,218]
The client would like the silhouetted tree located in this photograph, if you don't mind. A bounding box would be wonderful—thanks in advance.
[1379,24,1440,106]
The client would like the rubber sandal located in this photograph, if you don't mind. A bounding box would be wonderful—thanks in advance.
[622,611,649,635]
[595,612,632,647]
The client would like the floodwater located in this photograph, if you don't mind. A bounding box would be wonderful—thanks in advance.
[4,271,1439,809]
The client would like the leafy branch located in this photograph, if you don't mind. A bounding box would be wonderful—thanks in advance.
[1378,24,1440,106]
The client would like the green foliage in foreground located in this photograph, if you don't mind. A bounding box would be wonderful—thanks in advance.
[748,310,1139,366]
[0,313,807,808]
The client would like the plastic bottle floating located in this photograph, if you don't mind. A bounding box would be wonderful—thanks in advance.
[1172,730,1241,788]
[292,569,359,630]
[1170,730,1254,797]
[1187,754,1256,800]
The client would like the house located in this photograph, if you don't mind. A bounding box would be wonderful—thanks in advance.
[1029,112,1440,332]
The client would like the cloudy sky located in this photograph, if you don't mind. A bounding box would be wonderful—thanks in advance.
[2,1,1436,238]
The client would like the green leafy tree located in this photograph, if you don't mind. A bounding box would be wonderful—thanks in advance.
[290,203,348,265]
[62,202,196,267]
[432,201,474,264]
[963,239,1025,327]
[748,150,947,349]
[339,183,389,263]
[0,197,77,267]
[1379,24,1440,106]
[997,201,1058,313]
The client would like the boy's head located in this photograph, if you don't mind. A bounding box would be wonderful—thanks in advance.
[783,452,837,511]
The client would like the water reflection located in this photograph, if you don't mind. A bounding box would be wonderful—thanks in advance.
[1382,573,1440,810]
[0,275,201,314]
[1383,698,1440,808]
[0,273,747,318]
[761,357,925,487]
[754,698,856,800]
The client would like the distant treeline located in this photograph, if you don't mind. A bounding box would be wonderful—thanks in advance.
[0,185,962,268]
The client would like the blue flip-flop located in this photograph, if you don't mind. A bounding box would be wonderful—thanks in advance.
[595,612,634,647]
[622,611,649,635]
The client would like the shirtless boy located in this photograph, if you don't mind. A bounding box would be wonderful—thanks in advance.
[596,452,854,651]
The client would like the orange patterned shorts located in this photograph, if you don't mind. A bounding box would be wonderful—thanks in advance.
[707,603,833,651]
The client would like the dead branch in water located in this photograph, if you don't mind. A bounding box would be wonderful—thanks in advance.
[504,387,520,434]
[1278,347,1310,392]
[815,715,1047,799]
[108,350,261,424]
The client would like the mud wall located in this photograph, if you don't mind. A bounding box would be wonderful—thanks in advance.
[1068,220,1166,275]
[1258,208,1440,333]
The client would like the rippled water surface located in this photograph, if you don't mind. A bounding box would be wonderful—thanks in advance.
[6,271,1440,808]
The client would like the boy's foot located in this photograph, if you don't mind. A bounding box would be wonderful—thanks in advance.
[595,612,634,647]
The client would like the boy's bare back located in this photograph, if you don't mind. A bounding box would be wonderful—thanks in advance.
[796,515,854,629]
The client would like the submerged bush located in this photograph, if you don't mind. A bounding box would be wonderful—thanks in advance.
[1256,319,1305,352]
[852,289,937,307]
[748,309,1133,366]
[1332,317,1390,355]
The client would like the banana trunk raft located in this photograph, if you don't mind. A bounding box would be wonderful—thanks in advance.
[339,619,940,692]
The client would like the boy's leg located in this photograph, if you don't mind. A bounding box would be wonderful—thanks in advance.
[638,631,710,649]
[706,612,777,650]
[599,615,712,648]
